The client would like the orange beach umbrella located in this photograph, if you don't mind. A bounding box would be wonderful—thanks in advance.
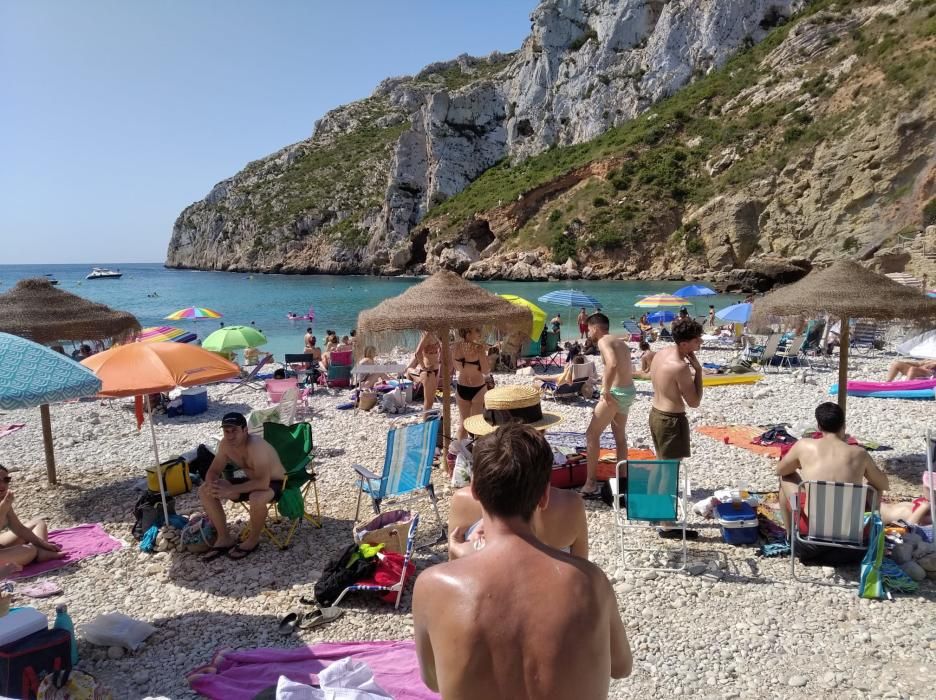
[81,343,239,523]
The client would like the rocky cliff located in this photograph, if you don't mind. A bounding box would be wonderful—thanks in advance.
[167,0,935,291]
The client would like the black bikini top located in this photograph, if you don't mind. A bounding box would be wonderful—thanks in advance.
[455,357,481,368]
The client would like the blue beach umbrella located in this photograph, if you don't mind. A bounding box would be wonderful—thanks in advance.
[537,289,602,308]
[715,303,752,323]
[646,310,677,324]
[674,285,717,298]
[0,332,102,485]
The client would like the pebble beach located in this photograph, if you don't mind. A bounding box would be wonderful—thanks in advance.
[1,342,935,699]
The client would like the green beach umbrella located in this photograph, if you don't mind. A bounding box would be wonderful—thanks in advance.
[201,325,268,352]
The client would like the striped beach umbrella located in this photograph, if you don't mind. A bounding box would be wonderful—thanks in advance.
[537,289,601,308]
[135,326,197,344]
[634,294,688,308]
[165,307,222,321]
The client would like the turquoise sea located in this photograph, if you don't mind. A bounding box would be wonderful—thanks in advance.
[0,264,743,357]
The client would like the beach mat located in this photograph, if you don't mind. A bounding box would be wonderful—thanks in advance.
[0,424,24,439]
[189,640,439,700]
[10,524,124,579]
[695,425,781,458]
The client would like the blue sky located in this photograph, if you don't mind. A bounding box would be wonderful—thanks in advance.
[1,1,535,264]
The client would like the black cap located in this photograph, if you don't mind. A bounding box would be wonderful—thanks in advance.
[221,412,247,428]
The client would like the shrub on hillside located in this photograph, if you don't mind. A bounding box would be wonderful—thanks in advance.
[551,231,578,263]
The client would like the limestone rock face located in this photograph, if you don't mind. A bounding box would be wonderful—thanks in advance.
[166,0,804,277]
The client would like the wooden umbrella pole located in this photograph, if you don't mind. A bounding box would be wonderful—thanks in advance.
[837,315,850,416]
[39,404,57,485]
[441,335,452,457]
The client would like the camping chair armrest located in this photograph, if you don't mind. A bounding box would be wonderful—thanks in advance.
[352,464,382,482]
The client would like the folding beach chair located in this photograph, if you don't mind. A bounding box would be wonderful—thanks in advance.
[226,354,273,394]
[351,418,443,540]
[543,377,588,402]
[621,320,642,342]
[247,387,299,436]
[748,333,781,370]
[926,431,936,539]
[322,350,353,388]
[331,510,420,610]
[850,320,880,355]
[284,353,320,387]
[239,421,321,549]
[775,335,806,371]
[608,459,690,572]
[790,481,879,583]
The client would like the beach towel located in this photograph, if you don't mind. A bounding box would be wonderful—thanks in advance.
[0,424,24,439]
[695,425,780,458]
[10,524,124,579]
[188,641,439,700]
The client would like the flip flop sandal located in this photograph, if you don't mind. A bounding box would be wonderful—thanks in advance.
[657,528,699,540]
[202,545,234,562]
[298,606,344,630]
[227,544,259,560]
[298,595,318,607]
[278,612,300,636]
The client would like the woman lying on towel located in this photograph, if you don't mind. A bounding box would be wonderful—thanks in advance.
[880,472,933,526]
[0,465,63,568]
[886,359,936,382]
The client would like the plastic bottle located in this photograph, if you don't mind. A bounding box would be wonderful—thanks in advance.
[53,603,79,665]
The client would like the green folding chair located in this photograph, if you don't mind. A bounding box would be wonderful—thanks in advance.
[608,459,690,572]
[240,421,322,549]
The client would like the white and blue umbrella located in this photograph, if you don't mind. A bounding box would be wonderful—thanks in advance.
[715,303,752,323]
[537,289,601,308]
[674,284,716,297]
[0,333,102,485]
[0,332,100,409]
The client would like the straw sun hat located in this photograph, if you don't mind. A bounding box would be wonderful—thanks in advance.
[463,385,563,436]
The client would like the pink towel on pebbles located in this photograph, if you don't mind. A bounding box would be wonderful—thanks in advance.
[10,524,124,579]
[188,641,439,700]
[0,424,24,439]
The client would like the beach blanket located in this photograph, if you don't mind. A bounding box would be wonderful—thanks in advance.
[596,448,655,481]
[695,425,780,458]
[10,524,124,579]
[188,641,439,700]
[0,424,24,439]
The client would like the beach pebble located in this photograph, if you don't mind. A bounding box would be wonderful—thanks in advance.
[107,646,124,660]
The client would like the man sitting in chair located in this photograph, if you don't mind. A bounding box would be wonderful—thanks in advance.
[414,423,631,698]
[199,412,287,561]
[776,402,889,564]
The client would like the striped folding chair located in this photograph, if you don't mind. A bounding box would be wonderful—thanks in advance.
[790,480,879,582]
[351,418,443,540]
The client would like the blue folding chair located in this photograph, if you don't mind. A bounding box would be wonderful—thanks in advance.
[352,418,443,537]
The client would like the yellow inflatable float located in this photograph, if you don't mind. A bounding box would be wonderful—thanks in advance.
[702,374,764,387]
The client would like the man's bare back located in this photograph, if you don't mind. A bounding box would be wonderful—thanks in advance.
[415,532,629,700]
[778,435,886,487]
[599,335,634,388]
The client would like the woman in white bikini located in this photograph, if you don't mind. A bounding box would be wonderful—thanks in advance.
[453,328,491,440]
[0,465,63,569]
[407,332,442,415]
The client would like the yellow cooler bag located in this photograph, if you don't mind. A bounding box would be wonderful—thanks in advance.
[146,458,192,496]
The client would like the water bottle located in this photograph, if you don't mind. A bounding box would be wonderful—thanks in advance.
[53,604,79,665]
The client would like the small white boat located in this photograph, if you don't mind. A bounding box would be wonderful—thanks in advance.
[44,274,59,285]
[86,267,122,280]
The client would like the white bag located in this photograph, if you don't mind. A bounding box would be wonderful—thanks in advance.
[81,612,156,651]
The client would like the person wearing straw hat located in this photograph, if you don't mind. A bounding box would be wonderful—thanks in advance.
[579,313,636,499]
[413,422,631,698]
[462,385,564,437]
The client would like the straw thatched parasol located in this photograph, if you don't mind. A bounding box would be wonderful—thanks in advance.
[751,260,936,415]
[358,271,533,447]
[0,278,141,484]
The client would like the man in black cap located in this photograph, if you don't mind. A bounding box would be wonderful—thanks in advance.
[198,412,286,560]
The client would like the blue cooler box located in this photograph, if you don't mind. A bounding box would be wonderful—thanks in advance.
[181,388,208,416]
[715,502,759,545]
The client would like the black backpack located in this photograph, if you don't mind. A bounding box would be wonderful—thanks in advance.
[131,492,175,540]
[188,443,216,481]
[313,544,378,607]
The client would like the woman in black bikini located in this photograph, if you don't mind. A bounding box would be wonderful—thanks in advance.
[406,332,442,414]
[453,328,490,440]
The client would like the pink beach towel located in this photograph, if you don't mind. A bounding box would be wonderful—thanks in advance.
[10,524,124,579]
[0,424,24,439]
[189,640,439,700]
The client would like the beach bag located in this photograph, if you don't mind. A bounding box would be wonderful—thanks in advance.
[37,669,113,700]
[131,492,175,540]
[357,391,380,412]
[859,512,886,599]
[353,510,413,555]
[145,458,191,497]
[180,515,217,554]
[380,388,406,414]
[358,551,416,604]
[0,628,72,700]
[187,444,215,481]
[313,544,379,607]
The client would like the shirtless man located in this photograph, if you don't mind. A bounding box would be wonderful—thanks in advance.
[303,327,314,353]
[580,313,635,498]
[649,317,703,461]
[632,341,656,380]
[777,402,889,563]
[198,412,287,560]
[447,484,588,560]
[413,423,631,699]
[0,465,63,568]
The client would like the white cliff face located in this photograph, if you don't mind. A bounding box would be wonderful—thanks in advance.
[167,0,804,275]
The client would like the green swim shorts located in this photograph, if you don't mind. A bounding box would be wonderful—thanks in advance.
[609,385,636,413]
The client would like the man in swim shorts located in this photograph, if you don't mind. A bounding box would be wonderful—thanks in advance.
[649,317,704,460]
[580,313,636,498]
